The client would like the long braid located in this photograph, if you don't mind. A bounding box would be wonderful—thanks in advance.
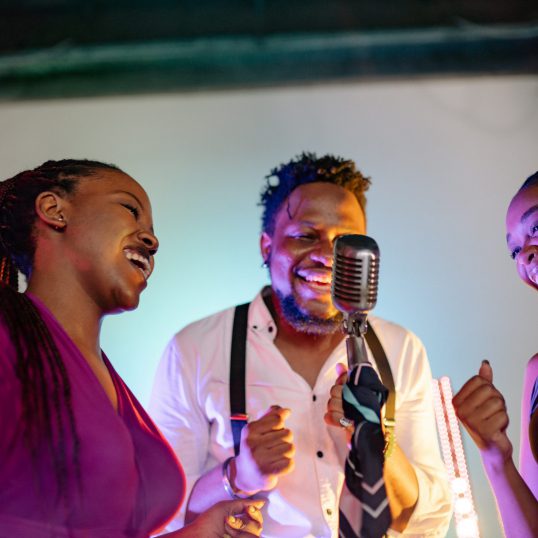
[0,159,119,504]
[0,177,19,289]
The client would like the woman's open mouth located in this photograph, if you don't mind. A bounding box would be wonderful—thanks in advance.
[123,248,152,281]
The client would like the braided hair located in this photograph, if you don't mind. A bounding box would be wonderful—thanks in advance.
[0,159,120,503]
[260,152,371,236]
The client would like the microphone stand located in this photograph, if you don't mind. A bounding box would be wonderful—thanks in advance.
[343,313,370,370]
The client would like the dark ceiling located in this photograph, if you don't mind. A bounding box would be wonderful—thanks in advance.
[0,0,536,100]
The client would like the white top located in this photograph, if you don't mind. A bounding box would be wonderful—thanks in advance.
[149,290,452,537]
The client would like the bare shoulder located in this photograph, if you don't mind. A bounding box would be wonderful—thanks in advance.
[521,354,538,418]
[526,353,538,370]
[524,354,538,385]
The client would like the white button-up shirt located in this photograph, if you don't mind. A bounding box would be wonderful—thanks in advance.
[149,290,452,537]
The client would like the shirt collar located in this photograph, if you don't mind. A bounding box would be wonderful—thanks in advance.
[248,286,277,340]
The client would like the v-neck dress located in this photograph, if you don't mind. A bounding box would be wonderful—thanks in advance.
[0,294,185,538]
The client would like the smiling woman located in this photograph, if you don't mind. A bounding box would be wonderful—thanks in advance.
[506,173,538,291]
[0,160,263,538]
[453,171,538,538]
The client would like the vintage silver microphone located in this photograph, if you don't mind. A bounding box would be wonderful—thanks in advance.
[331,234,380,369]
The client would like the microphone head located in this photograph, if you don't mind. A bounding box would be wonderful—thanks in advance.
[331,234,380,316]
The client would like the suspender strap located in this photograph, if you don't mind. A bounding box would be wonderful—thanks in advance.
[229,303,396,456]
[230,302,250,456]
[365,325,396,447]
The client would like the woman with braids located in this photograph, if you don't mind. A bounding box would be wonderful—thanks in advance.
[453,171,538,538]
[0,160,263,538]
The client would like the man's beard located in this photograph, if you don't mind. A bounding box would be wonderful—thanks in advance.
[276,290,343,335]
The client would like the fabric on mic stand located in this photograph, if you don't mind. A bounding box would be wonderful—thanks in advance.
[339,362,391,538]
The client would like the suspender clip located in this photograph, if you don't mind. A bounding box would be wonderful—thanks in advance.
[383,417,395,429]
[231,413,249,422]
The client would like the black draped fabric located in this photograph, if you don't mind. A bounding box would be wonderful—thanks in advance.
[338,362,391,538]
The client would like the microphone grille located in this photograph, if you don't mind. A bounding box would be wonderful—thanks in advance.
[331,235,380,315]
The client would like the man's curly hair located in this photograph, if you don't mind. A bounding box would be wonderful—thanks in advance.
[260,152,371,236]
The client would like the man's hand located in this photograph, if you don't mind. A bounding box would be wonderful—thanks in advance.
[453,360,512,467]
[232,405,295,494]
[324,363,355,444]
[324,362,349,427]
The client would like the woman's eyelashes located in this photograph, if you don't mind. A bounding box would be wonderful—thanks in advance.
[122,203,140,219]
[509,224,538,259]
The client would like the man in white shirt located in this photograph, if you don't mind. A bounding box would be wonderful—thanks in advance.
[150,153,452,537]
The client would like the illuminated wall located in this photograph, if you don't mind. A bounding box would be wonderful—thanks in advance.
[0,75,537,537]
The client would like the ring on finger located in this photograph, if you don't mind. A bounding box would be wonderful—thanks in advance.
[339,417,353,428]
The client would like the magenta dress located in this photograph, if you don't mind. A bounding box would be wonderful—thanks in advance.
[0,294,185,538]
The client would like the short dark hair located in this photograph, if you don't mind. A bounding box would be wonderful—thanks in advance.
[518,171,538,193]
[259,152,371,236]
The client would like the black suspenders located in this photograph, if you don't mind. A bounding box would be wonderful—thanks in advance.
[229,302,396,456]
[363,324,396,436]
[229,303,250,456]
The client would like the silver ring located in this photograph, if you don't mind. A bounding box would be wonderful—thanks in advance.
[339,417,353,428]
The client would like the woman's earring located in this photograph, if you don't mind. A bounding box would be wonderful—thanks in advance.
[54,215,65,231]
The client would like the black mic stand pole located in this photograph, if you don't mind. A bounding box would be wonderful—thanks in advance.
[343,313,369,369]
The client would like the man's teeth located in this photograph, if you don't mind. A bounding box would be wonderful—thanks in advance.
[124,249,151,279]
[298,273,332,284]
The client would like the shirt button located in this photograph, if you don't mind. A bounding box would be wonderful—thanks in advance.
[312,394,317,402]
[317,450,323,458]
[326,508,333,516]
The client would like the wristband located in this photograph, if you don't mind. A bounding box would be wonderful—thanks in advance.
[222,457,253,499]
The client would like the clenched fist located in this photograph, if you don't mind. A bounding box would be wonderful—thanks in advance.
[453,360,512,467]
[231,405,295,495]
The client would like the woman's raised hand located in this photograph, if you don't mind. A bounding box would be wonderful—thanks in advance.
[453,360,512,468]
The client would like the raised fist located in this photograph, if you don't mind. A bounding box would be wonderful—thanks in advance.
[453,360,512,467]
[231,405,295,495]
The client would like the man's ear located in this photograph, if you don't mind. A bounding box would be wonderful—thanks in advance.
[260,232,272,266]
[34,191,67,230]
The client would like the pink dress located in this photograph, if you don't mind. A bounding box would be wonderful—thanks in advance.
[0,294,185,538]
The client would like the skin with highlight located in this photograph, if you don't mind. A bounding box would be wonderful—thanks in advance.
[506,182,538,291]
[261,182,366,332]
[29,170,158,317]
[1,164,263,538]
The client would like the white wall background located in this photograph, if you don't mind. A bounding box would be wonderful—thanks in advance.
[1,75,537,537]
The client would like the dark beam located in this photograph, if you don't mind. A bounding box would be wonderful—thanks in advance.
[0,23,537,101]
[1,0,537,52]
